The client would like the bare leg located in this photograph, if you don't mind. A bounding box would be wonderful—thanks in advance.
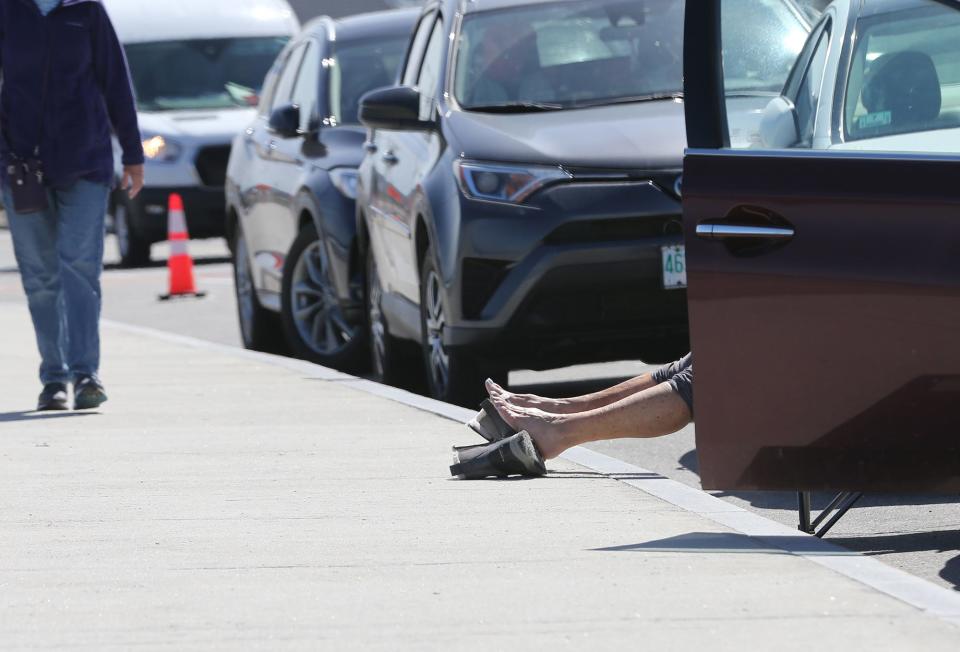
[486,373,659,415]
[489,384,691,459]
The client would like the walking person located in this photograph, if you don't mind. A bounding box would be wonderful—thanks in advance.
[1,0,144,410]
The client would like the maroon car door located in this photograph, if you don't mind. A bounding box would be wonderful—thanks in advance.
[682,0,960,492]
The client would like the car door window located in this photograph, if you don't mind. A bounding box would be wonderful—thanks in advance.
[719,0,960,153]
[271,43,306,112]
[415,19,445,120]
[402,13,437,87]
[291,40,320,132]
[843,1,960,148]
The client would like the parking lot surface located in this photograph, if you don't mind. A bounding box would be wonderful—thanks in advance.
[1,226,958,595]
[2,298,960,649]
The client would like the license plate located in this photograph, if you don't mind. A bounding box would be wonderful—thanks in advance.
[661,245,687,289]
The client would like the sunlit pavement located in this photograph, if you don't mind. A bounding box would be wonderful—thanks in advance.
[4,297,960,648]
[2,224,960,595]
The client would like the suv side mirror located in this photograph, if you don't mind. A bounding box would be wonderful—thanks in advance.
[759,96,800,148]
[359,86,435,132]
[268,103,301,138]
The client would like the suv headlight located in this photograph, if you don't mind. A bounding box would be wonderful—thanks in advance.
[330,168,359,199]
[454,160,571,205]
[142,134,183,162]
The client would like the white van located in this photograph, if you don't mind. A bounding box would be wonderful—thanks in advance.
[103,0,299,265]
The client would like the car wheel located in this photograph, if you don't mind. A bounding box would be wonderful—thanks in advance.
[233,226,283,352]
[367,246,423,388]
[114,198,151,267]
[281,224,365,370]
[419,246,490,406]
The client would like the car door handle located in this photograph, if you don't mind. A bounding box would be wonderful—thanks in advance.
[382,151,399,165]
[696,223,795,240]
[364,141,378,154]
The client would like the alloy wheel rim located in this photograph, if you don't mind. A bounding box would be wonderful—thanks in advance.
[368,257,387,377]
[291,239,356,356]
[425,270,450,394]
[234,233,256,344]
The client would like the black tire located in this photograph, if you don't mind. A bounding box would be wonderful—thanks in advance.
[419,245,493,407]
[281,224,365,371]
[367,246,425,389]
[233,226,284,353]
[114,194,151,268]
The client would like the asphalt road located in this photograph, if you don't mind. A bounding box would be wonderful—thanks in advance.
[1,226,958,593]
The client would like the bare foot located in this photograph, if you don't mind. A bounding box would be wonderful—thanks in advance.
[489,395,571,459]
[485,379,578,414]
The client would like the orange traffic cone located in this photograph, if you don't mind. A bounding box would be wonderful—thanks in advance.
[159,193,205,300]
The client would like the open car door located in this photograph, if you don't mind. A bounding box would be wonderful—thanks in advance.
[682,0,960,492]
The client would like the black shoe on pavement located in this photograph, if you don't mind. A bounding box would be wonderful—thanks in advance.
[467,398,518,443]
[73,375,108,410]
[450,431,547,479]
[37,383,69,411]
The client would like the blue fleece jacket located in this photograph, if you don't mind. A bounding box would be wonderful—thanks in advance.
[0,0,144,188]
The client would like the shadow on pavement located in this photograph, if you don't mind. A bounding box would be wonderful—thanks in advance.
[681,448,960,511]
[592,532,857,555]
[103,256,231,272]
[545,470,663,480]
[0,411,100,423]
[830,530,960,591]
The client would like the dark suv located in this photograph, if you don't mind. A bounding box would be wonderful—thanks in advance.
[358,0,692,403]
[226,9,417,367]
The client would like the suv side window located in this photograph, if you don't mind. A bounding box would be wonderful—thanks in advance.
[291,40,321,132]
[416,19,445,120]
[402,13,437,87]
[271,43,306,113]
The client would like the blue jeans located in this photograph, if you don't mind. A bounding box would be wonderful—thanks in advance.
[3,180,109,385]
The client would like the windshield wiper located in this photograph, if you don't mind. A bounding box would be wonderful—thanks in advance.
[570,93,683,109]
[466,101,565,113]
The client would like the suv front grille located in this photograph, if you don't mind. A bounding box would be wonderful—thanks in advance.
[194,145,231,187]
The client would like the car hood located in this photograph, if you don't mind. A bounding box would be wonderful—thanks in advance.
[138,108,257,141]
[445,99,686,170]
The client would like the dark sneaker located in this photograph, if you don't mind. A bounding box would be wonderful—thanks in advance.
[73,375,108,410]
[467,398,517,443]
[37,383,69,411]
[450,431,547,479]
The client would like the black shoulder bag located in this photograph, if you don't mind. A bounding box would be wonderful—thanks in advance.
[6,47,51,214]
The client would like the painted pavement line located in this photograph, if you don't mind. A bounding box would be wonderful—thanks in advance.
[100,317,960,626]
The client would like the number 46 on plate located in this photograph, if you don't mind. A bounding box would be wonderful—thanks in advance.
[661,244,687,290]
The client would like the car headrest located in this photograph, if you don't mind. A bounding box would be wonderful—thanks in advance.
[861,51,941,129]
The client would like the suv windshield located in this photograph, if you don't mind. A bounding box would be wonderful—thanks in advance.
[844,2,960,142]
[454,0,685,111]
[126,37,289,111]
[721,0,810,94]
[329,37,409,125]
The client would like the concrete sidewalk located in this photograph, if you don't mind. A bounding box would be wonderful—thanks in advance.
[1,302,958,650]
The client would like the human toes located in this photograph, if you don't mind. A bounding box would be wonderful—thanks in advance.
[490,395,523,429]
[485,378,506,398]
